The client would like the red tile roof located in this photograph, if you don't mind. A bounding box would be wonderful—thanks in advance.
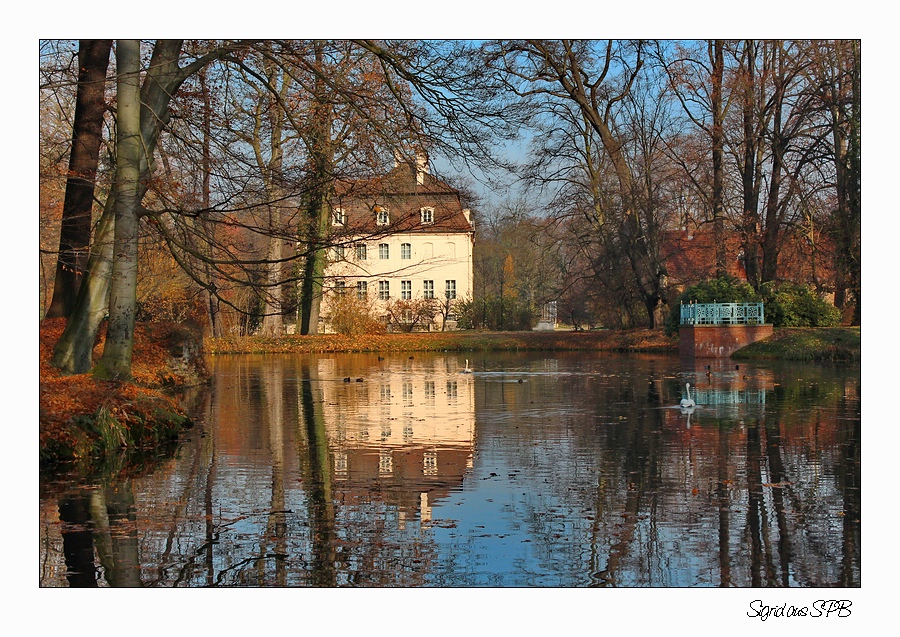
[333,164,473,235]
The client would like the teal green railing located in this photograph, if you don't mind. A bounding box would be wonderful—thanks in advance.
[680,302,764,326]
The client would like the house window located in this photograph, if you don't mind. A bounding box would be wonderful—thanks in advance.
[355,244,367,260]
[401,280,412,300]
[335,280,346,296]
[401,243,411,259]
[423,280,434,299]
[333,244,345,260]
[332,207,346,226]
[379,243,389,259]
[420,207,434,224]
[445,280,457,300]
[376,206,390,225]
[356,281,368,300]
[379,280,390,300]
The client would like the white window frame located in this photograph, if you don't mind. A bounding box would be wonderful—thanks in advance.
[356,280,368,300]
[332,207,346,226]
[445,280,457,300]
[420,207,434,224]
[379,243,390,259]
[401,280,412,300]
[355,244,367,261]
[379,280,390,300]
[376,206,390,226]
[401,242,411,259]
[423,280,434,299]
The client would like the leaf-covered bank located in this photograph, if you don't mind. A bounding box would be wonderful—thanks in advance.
[732,327,861,362]
[39,318,207,467]
[205,329,680,355]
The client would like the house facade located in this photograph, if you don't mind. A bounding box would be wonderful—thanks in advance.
[321,157,475,332]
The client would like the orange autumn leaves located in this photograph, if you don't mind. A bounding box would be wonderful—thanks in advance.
[39,318,194,454]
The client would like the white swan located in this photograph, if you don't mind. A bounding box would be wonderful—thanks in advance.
[462,359,473,374]
[680,383,695,408]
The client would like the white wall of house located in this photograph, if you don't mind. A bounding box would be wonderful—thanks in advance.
[322,228,474,331]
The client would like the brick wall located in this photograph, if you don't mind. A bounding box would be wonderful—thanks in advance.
[679,324,774,358]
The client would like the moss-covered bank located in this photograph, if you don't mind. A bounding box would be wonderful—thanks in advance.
[732,327,860,363]
[39,318,206,468]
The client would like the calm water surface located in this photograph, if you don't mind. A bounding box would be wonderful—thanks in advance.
[39,351,860,587]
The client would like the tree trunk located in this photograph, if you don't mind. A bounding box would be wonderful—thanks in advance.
[46,39,112,318]
[260,222,285,337]
[761,46,787,284]
[299,43,336,335]
[198,67,223,338]
[94,39,142,380]
[50,191,117,374]
[848,40,861,325]
[710,39,727,277]
[739,40,762,289]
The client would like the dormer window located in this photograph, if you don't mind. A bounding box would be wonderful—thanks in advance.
[376,206,390,225]
[332,207,346,226]
[420,207,434,224]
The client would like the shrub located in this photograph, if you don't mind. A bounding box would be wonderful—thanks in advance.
[322,293,386,335]
[759,282,841,328]
[459,294,535,331]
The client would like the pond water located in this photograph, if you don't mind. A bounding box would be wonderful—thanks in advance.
[39,351,860,587]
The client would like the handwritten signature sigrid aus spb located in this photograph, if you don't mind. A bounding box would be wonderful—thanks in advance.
[748,600,852,621]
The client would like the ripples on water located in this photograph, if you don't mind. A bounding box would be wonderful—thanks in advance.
[39,351,860,588]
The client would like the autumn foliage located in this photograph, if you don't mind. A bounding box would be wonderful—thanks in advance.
[39,318,206,464]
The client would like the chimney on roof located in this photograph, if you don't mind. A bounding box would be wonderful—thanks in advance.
[415,152,429,185]
[393,148,429,185]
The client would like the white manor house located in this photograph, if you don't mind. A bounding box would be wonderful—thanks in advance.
[321,156,475,332]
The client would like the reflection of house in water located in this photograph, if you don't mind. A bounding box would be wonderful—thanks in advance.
[317,356,475,527]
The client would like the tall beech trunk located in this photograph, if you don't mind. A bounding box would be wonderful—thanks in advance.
[738,40,763,289]
[93,40,142,379]
[761,44,788,284]
[46,39,112,319]
[710,39,727,277]
[198,67,223,337]
[299,46,335,335]
[257,51,291,337]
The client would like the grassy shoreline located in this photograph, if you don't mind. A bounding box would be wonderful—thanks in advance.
[205,328,680,355]
[732,327,861,363]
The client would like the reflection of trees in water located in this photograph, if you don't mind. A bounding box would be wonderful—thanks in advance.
[41,355,860,587]
[474,359,860,587]
[54,481,143,587]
